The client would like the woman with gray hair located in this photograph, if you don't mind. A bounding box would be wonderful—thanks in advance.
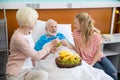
[6,7,58,80]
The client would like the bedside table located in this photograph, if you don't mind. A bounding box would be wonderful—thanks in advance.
[102,33,120,73]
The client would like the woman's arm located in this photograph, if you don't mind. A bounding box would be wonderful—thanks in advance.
[15,37,57,60]
[90,45,101,66]
[61,39,75,50]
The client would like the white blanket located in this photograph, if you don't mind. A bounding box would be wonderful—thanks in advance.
[35,53,113,80]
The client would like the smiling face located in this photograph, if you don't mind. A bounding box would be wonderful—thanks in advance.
[74,18,81,32]
[46,20,57,36]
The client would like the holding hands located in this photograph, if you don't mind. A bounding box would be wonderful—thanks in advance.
[49,39,72,53]
[44,39,74,54]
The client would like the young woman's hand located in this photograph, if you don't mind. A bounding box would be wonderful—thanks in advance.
[61,39,68,46]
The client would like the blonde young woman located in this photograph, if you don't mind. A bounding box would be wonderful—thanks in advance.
[6,7,58,80]
[73,12,118,80]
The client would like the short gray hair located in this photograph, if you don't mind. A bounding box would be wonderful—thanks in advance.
[46,19,57,27]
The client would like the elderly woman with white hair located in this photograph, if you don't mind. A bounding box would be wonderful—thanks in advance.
[6,7,58,80]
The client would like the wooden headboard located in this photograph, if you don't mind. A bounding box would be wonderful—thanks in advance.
[0,8,114,43]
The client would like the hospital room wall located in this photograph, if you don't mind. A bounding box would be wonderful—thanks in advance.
[0,8,114,44]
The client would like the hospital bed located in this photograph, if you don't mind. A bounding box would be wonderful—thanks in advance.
[32,20,113,80]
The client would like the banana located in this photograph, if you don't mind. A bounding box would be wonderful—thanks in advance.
[60,52,69,58]
[74,54,80,59]
[69,55,76,61]
[59,50,72,57]
[62,54,73,61]
[76,58,81,62]
[69,54,79,61]
[59,50,68,55]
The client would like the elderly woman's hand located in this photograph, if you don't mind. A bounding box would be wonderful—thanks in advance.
[50,47,59,53]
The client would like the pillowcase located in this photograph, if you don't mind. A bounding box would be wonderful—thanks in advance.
[32,20,74,45]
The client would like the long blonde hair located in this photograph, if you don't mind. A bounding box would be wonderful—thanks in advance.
[75,12,100,43]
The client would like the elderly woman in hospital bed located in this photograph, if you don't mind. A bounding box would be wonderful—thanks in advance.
[32,20,114,80]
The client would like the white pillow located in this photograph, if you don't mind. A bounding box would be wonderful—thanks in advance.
[32,20,46,43]
[32,20,74,45]
[57,24,74,45]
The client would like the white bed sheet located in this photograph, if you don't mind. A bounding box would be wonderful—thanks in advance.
[35,52,113,80]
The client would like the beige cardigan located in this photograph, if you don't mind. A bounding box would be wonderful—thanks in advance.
[6,30,50,77]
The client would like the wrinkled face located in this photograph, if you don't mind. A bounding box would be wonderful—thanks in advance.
[46,22,57,36]
[74,18,81,32]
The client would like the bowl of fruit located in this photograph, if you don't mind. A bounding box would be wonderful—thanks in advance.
[55,50,81,68]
